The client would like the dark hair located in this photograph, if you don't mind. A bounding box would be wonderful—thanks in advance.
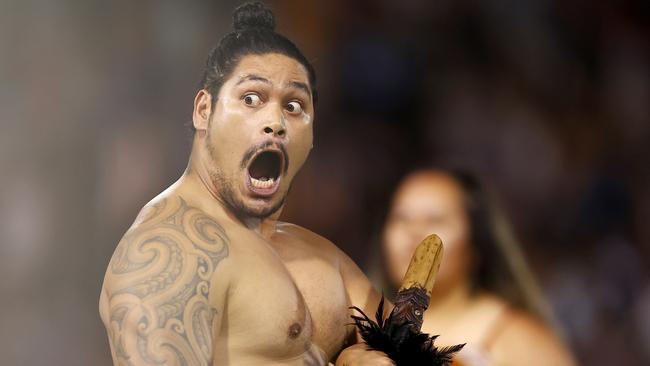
[448,170,511,294]
[199,2,318,107]
[449,169,554,321]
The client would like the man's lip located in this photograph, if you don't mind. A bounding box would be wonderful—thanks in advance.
[244,146,285,197]
[245,173,281,197]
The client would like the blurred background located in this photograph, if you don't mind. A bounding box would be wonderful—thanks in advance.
[1,0,648,364]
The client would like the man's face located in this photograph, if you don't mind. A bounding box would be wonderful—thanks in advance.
[202,53,314,219]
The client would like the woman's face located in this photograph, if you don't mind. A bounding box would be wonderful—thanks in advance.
[383,171,473,294]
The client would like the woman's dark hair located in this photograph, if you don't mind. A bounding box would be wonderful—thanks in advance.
[198,2,318,108]
[450,170,506,294]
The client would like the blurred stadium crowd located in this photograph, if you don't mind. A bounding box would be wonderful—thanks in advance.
[0,0,648,364]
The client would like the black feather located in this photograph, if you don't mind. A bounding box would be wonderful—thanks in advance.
[350,296,465,366]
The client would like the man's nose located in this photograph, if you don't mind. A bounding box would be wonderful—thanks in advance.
[262,120,286,138]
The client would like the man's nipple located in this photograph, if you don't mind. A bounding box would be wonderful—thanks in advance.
[288,322,302,339]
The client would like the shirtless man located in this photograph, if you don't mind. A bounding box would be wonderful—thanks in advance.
[99,2,392,365]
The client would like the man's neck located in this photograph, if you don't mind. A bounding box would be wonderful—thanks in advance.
[184,150,282,239]
[236,209,282,238]
[186,144,221,205]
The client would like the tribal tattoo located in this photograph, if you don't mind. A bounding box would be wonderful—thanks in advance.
[102,197,229,366]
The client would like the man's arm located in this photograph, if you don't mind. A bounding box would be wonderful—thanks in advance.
[99,197,230,366]
[335,248,395,366]
[338,252,388,339]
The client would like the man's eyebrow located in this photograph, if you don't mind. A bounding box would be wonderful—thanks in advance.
[287,81,311,96]
[236,74,271,86]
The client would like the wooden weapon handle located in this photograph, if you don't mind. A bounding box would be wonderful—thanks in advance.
[391,234,444,332]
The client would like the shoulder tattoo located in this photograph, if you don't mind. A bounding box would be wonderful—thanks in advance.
[103,197,229,366]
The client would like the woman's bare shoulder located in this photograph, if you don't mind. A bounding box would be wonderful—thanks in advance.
[488,305,577,366]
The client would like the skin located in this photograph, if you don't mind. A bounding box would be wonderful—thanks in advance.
[383,170,576,366]
[99,53,392,366]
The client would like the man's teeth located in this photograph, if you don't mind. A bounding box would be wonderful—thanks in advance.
[251,177,275,188]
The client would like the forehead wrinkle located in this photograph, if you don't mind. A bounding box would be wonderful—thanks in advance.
[286,81,311,96]
[235,74,272,86]
[234,54,309,87]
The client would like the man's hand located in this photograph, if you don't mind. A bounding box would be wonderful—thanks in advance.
[335,343,395,366]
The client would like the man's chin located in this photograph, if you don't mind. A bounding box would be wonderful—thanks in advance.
[230,195,285,220]
[244,201,283,219]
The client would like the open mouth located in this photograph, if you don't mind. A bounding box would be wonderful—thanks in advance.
[246,149,284,196]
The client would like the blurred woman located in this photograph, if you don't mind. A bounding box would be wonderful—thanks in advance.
[380,169,575,366]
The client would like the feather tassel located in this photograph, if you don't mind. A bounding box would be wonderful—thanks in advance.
[350,296,465,366]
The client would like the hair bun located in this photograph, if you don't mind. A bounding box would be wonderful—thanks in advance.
[233,2,276,32]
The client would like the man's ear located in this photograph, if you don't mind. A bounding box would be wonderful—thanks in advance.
[193,89,212,131]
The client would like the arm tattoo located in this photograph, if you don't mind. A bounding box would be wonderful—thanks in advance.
[104,197,229,366]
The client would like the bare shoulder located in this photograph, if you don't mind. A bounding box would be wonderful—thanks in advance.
[104,195,231,289]
[276,222,383,315]
[490,306,576,366]
[99,195,231,365]
[275,222,345,263]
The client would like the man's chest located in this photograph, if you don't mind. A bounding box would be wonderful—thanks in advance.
[217,231,351,361]
[280,252,351,355]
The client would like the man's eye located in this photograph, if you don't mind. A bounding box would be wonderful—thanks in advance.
[243,94,262,107]
[286,101,303,114]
